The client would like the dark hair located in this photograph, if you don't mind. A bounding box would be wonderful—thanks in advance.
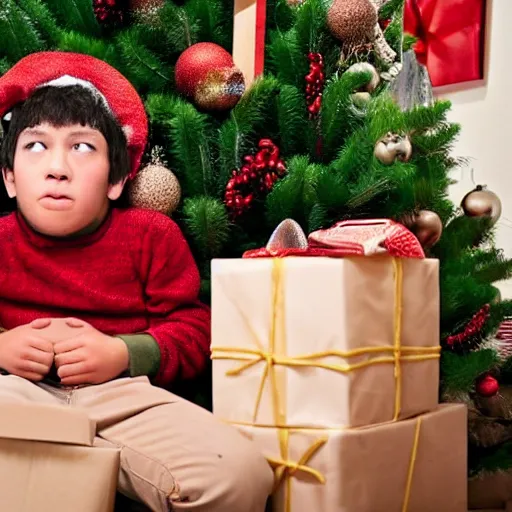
[0,84,131,185]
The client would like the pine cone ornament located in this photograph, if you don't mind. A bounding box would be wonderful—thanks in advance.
[128,163,181,215]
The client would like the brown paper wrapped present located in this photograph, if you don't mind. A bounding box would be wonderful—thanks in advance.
[237,404,467,512]
[469,471,512,510]
[0,402,120,512]
[211,255,440,428]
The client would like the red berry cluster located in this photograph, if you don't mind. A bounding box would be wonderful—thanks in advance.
[306,53,325,118]
[93,0,125,24]
[445,304,490,348]
[225,139,286,218]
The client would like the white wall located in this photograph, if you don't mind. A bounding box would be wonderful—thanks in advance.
[435,0,512,297]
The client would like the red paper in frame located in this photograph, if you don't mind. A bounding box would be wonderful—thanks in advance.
[403,0,486,87]
[243,219,426,259]
[232,0,267,88]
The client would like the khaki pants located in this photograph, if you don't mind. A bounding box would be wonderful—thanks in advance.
[0,375,274,511]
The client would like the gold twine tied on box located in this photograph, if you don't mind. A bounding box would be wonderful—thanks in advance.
[211,257,434,511]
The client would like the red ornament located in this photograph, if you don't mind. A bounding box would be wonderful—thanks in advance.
[93,0,125,25]
[305,53,325,118]
[476,374,499,398]
[175,42,245,111]
[445,304,490,349]
[224,139,286,219]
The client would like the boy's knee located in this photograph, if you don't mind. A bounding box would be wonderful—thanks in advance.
[172,434,274,512]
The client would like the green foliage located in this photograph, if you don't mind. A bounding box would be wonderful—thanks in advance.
[266,156,322,230]
[168,100,214,197]
[469,442,512,477]
[441,349,500,394]
[116,27,172,93]
[182,197,230,259]
[0,0,45,62]
[43,0,100,37]
[183,0,230,49]
[17,0,62,47]
[158,2,197,52]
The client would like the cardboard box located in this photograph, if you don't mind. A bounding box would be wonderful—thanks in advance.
[212,255,440,428]
[469,471,512,510]
[238,404,467,512]
[0,402,120,512]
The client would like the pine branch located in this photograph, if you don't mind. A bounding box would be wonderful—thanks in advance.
[265,155,321,229]
[182,196,230,259]
[43,0,100,37]
[321,71,376,162]
[367,93,406,142]
[403,100,452,133]
[441,349,500,394]
[0,0,44,62]
[412,122,461,154]
[379,0,404,19]
[116,26,172,93]
[158,2,198,52]
[184,0,230,48]
[266,28,307,88]
[266,0,295,32]
[17,0,62,46]
[0,58,9,75]
[169,100,214,197]
[276,85,310,156]
[58,31,122,70]
[294,0,328,55]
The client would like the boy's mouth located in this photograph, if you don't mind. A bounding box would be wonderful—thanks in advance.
[40,193,74,210]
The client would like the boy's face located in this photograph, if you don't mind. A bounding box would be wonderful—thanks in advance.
[2,122,126,237]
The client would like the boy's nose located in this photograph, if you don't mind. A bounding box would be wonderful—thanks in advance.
[46,153,71,181]
[46,170,70,181]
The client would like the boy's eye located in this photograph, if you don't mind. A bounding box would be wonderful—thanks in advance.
[73,143,95,152]
[25,142,45,152]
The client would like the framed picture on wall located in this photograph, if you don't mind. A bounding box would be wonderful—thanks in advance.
[403,0,487,87]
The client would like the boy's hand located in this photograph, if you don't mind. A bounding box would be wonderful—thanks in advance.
[0,318,54,381]
[53,318,129,385]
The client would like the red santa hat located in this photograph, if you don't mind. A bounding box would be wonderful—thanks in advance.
[0,51,148,179]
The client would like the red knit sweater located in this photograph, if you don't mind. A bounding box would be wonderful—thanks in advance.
[0,207,211,387]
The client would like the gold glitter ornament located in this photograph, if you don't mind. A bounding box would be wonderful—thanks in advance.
[327,0,377,46]
[194,67,245,111]
[128,149,181,215]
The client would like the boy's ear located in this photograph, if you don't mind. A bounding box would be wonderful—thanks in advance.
[107,176,128,201]
[2,168,16,198]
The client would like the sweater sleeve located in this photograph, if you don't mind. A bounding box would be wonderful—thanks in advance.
[140,216,211,387]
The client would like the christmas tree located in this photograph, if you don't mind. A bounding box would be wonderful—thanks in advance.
[1,0,512,481]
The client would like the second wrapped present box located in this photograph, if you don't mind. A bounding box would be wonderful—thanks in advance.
[237,404,467,512]
[211,255,440,428]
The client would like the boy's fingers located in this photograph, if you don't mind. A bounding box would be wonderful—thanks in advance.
[18,359,49,376]
[64,318,86,329]
[29,338,54,354]
[53,338,84,355]
[59,374,94,386]
[57,362,90,380]
[27,348,53,367]
[54,350,85,368]
[29,318,52,330]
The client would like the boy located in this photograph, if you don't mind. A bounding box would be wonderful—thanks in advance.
[0,52,273,511]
